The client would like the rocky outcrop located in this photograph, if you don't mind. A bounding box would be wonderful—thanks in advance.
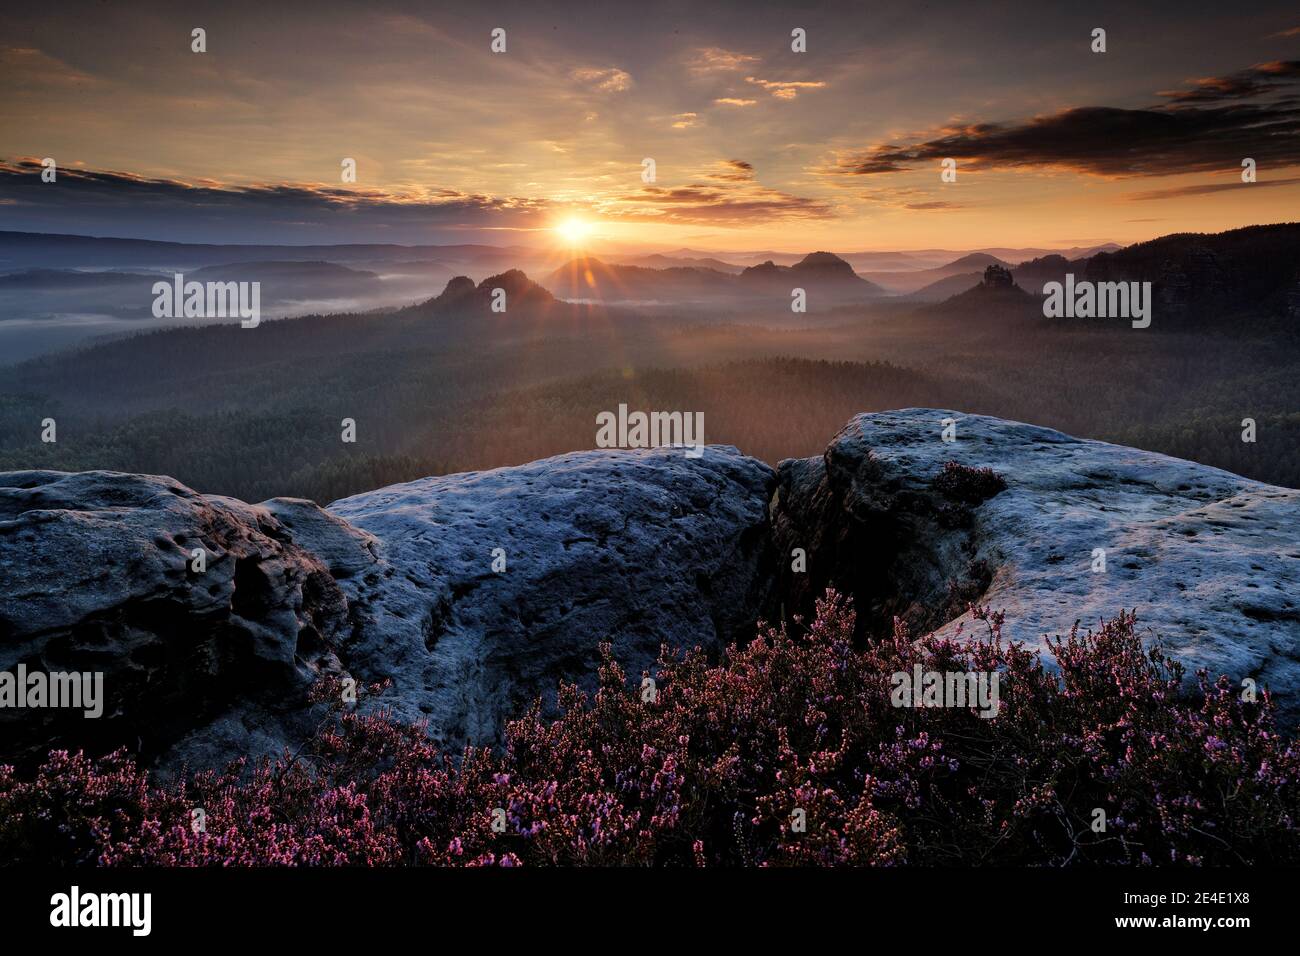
[980,264,1015,289]
[320,445,775,747]
[739,251,884,300]
[0,471,359,769]
[434,275,476,302]
[3,411,1297,772]
[1,447,776,770]
[771,409,1300,721]
[417,271,556,314]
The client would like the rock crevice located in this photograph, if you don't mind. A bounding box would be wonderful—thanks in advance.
[3,410,1297,772]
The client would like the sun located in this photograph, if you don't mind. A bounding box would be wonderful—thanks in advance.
[554,216,594,245]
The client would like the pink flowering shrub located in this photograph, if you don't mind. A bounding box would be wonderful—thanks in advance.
[1,591,1296,866]
[931,460,1008,504]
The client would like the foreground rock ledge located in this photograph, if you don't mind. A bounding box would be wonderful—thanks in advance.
[1,446,776,770]
[771,409,1300,722]
[2,410,1297,771]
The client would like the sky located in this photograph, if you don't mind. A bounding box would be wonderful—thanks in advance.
[1,0,1298,252]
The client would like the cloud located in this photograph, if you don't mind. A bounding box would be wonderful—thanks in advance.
[0,46,101,90]
[714,97,757,107]
[1268,27,1300,38]
[706,160,756,182]
[745,77,827,100]
[671,112,699,129]
[570,67,632,93]
[689,47,760,74]
[603,160,831,225]
[1158,60,1300,102]
[0,157,832,240]
[832,58,1300,178]
[857,187,963,211]
[605,191,832,225]
[0,159,551,243]
[1126,175,1300,200]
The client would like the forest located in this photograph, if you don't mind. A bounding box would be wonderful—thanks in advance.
[2,281,1297,504]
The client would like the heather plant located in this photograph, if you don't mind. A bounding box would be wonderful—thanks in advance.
[930,460,1008,505]
[1,592,1295,867]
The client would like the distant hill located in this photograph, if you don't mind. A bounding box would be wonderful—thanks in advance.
[921,224,1300,336]
[411,270,557,314]
[190,260,379,282]
[1077,223,1300,332]
[610,253,745,274]
[926,264,1034,313]
[545,258,737,303]
[546,252,883,307]
[1010,254,1082,292]
[864,253,1013,295]
[903,271,983,302]
[738,252,885,301]
[675,245,1122,273]
[0,268,161,289]
[985,223,1300,333]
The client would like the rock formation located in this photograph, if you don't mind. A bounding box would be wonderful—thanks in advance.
[771,410,1300,719]
[3,410,1297,772]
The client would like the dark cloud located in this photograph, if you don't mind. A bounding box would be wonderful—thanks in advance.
[0,158,831,240]
[0,159,550,243]
[1159,60,1300,102]
[706,160,757,182]
[1126,175,1300,200]
[835,60,1300,178]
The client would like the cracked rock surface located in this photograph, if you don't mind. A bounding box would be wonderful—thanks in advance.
[1,447,776,769]
[323,444,777,748]
[771,409,1300,723]
[3,411,1297,772]
[0,470,355,771]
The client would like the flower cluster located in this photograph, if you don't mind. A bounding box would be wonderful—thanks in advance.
[930,460,1009,504]
[1,591,1295,866]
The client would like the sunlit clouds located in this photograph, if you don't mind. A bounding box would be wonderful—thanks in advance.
[2,1,1298,249]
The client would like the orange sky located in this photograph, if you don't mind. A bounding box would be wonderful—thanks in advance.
[2,1,1298,251]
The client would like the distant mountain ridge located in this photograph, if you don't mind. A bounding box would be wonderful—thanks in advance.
[864,253,1014,294]
[912,223,1300,334]
[546,251,883,306]
[0,230,537,271]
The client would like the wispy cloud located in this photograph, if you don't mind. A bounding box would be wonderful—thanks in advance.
[705,160,756,182]
[0,157,832,238]
[745,77,827,100]
[570,67,633,93]
[1127,175,1300,200]
[688,47,760,74]
[1158,60,1300,102]
[0,159,552,242]
[601,159,830,225]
